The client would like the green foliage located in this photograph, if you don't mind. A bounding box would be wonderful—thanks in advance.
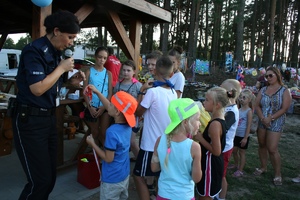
[76,28,99,52]
[3,38,15,49]
[15,35,32,50]
[118,51,128,63]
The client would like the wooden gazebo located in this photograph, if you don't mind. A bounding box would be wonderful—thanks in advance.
[0,0,171,65]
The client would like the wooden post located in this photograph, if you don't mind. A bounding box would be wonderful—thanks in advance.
[129,20,142,75]
[31,5,52,40]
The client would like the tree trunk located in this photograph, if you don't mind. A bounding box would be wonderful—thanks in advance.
[161,0,171,53]
[187,0,197,61]
[250,0,258,65]
[262,0,270,66]
[268,0,276,65]
[235,0,245,65]
[98,27,102,46]
[290,0,300,68]
[211,0,223,66]
[141,25,147,54]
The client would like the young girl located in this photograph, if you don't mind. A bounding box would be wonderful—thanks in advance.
[113,60,142,159]
[83,46,112,147]
[232,89,255,177]
[218,79,241,200]
[168,46,186,98]
[151,98,202,200]
[195,87,234,200]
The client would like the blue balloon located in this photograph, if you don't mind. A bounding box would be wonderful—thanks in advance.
[31,0,52,7]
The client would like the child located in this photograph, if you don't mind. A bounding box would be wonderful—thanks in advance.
[151,98,202,200]
[195,87,233,200]
[144,50,163,79]
[138,51,163,195]
[83,47,113,147]
[217,79,241,200]
[113,60,142,160]
[232,89,255,177]
[133,56,178,200]
[86,88,138,200]
[168,46,186,98]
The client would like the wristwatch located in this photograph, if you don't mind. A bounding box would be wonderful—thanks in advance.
[271,116,275,121]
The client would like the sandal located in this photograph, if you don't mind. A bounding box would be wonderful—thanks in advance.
[253,168,266,176]
[273,177,282,186]
[233,170,244,177]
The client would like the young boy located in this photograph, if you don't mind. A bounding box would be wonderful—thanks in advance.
[86,87,138,200]
[133,56,178,200]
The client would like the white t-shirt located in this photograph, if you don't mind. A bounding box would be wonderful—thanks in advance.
[140,87,177,151]
[223,104,239,152]
[170,72,185,98]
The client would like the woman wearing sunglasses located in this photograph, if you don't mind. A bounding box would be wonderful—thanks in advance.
[253,67,292,186]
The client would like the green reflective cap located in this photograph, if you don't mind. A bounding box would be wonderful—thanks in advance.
[165,98,200,134]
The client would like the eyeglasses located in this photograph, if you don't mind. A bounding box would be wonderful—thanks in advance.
[265,74,275,79]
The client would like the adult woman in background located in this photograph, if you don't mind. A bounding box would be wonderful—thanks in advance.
[12,10,81,199]
[254,67,292,186]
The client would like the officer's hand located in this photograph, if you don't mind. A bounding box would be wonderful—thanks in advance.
[59,58,74,72]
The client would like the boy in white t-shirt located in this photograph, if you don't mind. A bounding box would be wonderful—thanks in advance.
[133,56,177,200]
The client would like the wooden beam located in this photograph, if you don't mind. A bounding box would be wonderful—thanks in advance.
[112,0,171,23]
[31,5,52,40]
[74,3,95,24]
[106,11,135,60]
[0,31,9,50]
[129,20,142,75]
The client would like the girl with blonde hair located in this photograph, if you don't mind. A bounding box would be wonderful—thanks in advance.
[151,98,202,200]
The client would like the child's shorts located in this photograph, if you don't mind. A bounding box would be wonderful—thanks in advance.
[133,149,160,177]
[234,136,250,149]
[84,108,107,122]
[100,175,129,200]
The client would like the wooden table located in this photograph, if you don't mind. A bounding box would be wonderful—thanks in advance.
[0,93,16,156]
[183,82,208,100]
[0,92,89,166]
[0,77,17,94]
[56,98,89,168]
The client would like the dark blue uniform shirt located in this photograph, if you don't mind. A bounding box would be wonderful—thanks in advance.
[16,36,63,108]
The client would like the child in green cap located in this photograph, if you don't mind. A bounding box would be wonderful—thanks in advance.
[151,98,202,200]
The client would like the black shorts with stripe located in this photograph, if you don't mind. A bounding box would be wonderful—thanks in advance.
[133,149,160,177]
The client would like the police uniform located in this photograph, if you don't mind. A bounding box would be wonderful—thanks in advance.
[12,36,62,200]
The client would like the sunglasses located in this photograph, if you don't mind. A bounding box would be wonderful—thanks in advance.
[265,74,275,79]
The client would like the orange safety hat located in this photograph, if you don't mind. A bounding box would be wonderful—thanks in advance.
[111,91,138,127]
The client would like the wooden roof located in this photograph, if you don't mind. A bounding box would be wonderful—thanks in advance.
[0,0,171,65]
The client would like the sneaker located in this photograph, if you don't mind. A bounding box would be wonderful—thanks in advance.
[292,175,300,183]
[233,170,244,177]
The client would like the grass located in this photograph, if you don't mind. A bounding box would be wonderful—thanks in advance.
[225,114,300,200]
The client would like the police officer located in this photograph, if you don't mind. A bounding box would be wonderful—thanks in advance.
[12,10,81,199]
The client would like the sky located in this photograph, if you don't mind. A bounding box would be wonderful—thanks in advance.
[7,33,27,43]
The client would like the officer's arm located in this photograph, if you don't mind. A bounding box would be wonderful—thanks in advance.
[30,59,73,96]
